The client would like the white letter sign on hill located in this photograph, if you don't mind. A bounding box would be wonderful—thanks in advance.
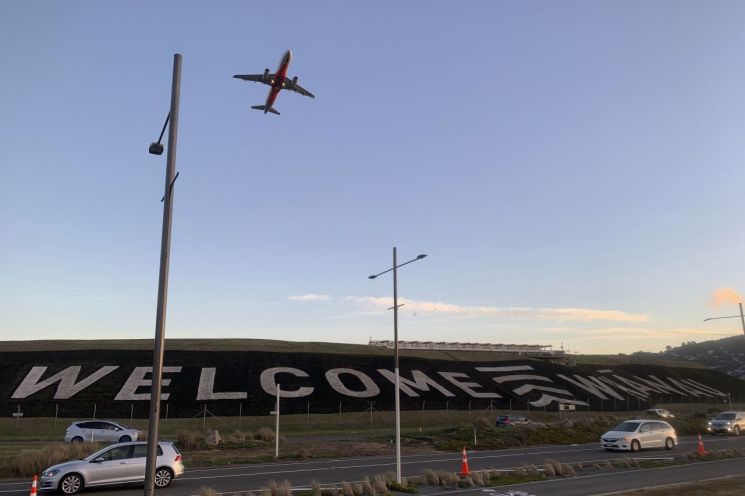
[114,366,182,400]
[197,368,247,400]
[12,366,119,399]
[325,368,380,397]
[260,367,314,397]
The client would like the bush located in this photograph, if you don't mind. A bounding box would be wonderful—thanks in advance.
[176,430,204,449]
[199,486,217,496]
[256,427,276,442]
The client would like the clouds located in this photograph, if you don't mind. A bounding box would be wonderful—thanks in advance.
[288,293,331,302]
[291,294,647,323]
[710,288,743,307]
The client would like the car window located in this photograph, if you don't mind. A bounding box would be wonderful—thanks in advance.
[100,446,132,461]
[131,445,163,458]
[715,413,737,420]
[614,422,641,432]
[100,422,117,430]
[639,423,651,432]
[76,422,94,429]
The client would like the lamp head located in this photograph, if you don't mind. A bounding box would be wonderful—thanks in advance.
[416,254,427,260]
[368,275,377,279]
[149,142,164,155]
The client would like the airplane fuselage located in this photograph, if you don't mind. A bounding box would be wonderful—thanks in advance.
[264,50,292,112]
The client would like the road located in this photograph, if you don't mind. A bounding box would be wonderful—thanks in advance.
[1,434,744,496]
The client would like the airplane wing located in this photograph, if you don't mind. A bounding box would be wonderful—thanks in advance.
[288,83,315,99]
[233,74,274,86]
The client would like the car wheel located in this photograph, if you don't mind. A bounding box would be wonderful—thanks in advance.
[630,440,641,453]
[71,437,83,444]
[665,437,674,450]
[734,425,741,436]
[154,467,173,488]
[59,474,84,495]
[119,435,132,443]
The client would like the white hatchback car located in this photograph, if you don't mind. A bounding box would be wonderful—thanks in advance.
[600,420,677,452]
[64,420,141,443]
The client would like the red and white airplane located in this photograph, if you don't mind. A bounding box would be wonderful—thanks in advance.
[233,49,315,115]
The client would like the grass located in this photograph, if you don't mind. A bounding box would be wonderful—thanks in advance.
[615,475,745,495]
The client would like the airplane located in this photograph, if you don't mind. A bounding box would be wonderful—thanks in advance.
[233,49,315,115]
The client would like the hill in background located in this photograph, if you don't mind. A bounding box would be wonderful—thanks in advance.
[661,335,745,380]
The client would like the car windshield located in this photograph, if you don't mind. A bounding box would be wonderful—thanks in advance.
[612,421,641,432]
[715,413,737,420]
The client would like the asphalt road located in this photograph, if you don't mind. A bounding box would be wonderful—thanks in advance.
[1,434,744,496]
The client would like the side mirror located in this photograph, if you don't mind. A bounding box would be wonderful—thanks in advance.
[91,457,105,464]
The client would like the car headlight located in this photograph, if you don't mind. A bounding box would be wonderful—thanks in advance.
[42,469,60,477]
[623,436,631,441]
[707,421,712,425]
[726,421,732,425]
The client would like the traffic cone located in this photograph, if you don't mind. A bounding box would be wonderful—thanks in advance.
[697,433,706,456]
[29,475,37,496]
[459,446,471,476]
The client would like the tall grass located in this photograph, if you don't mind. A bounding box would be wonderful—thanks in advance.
[11,443,100,477]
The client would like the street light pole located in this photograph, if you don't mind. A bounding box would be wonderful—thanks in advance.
[703,302,745,336]
[369,248,427,484]
[144,53,182,496]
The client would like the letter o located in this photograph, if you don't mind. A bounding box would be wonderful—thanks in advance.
[325,368,380,398]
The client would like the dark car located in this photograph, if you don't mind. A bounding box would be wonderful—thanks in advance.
[496,415,530,427]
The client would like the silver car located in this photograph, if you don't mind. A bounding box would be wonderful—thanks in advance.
[64,420,141,443]
[40,441,184,494]
[707,411,745,435]
[600,420,677,452]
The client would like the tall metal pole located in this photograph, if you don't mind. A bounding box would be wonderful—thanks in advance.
[739,303,745,336]
[275,384,281,459]
[393,246,401,484]
[144,53,181,496]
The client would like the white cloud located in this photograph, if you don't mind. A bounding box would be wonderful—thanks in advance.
[546,326,732,340]
[288,293,331,302]
[344,296,648,322]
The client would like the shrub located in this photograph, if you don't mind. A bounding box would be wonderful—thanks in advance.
[422,469,439,485]
[256,427,276,442]
[371,474,387,494]
[543,463,556,477]
[435,471,459,486]
[311,480,322,496]
[340,482,354,496]
[198,486,217,496]
[176,430,203,449]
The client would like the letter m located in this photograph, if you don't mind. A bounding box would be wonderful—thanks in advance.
[12,366,119,399]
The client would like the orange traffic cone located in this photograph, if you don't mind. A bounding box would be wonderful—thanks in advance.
[697,433,706,456]
[459,446,471,476]
[29,475,38,496]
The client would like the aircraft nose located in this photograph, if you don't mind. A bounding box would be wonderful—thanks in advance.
[286,50,292,62]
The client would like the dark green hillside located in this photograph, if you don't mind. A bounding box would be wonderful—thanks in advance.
[662,335,745,379]
[1,339,743,419]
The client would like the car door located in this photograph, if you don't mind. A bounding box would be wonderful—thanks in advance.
[637,422,657,448]
[90,422,112,442]
[126,444,163,482]
[86,445,133,485]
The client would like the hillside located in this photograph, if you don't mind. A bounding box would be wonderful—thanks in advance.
[662,335,745,380]
[1,339,742,418]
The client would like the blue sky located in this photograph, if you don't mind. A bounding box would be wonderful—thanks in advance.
[2,1,745,354]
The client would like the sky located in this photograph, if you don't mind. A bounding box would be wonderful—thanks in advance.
[3,1,745,354]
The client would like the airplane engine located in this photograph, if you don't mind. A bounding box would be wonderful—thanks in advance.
[262,68,270,83]
[290,76,298,89]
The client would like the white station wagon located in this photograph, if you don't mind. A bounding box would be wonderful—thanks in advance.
[601,419,677,452]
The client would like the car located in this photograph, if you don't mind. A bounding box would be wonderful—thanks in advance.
[646,408,675,418]
[64,420,141,443]
[707,411,745,435]
[495,415,531,427]
[600,419,677,452]
[40,441,183,495]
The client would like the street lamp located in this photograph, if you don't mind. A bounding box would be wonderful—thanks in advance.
[703,302,745,336]
[144,53,182,496]
[368,248,427,484]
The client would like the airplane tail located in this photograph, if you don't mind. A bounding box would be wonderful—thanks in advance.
[251,105,280,115]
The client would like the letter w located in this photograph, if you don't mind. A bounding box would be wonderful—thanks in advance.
[12,366,119,399]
